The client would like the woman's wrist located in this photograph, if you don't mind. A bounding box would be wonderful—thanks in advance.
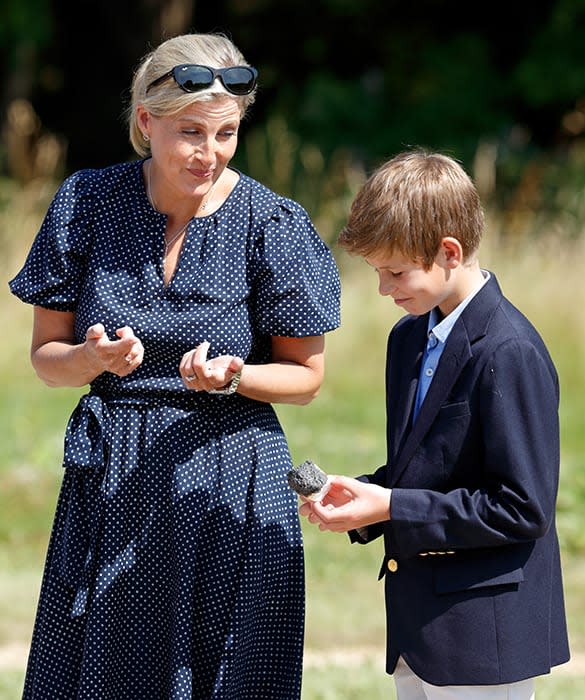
[208,369,242,395]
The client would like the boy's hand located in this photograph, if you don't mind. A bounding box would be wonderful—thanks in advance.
[299,475,391,532]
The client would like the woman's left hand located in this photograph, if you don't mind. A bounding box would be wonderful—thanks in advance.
[180,341,243,392]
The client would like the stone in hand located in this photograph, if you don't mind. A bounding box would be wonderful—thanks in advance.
[287,460,330,501]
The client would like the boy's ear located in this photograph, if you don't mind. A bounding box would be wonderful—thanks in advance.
[440,236,463,268]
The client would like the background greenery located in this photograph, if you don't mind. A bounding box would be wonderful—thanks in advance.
[2,0,585,243]
[1,1,585,698]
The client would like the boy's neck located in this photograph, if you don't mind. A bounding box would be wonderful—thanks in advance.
[459,261,486,297]
[440,262,486,317]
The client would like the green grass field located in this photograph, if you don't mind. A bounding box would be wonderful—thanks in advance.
[1,197,584,697]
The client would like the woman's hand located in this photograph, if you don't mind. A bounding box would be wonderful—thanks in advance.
[180,340,244,392]
[31,307,144,387]
[299,475,392,533]
[84,324,144,377]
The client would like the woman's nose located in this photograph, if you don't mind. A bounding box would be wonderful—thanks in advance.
[195,137,215,159]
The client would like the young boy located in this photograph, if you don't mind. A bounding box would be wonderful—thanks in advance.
[300,150,570,699]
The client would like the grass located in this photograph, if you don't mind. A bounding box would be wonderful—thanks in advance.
[1,191,585,698]
[0,668,577,700]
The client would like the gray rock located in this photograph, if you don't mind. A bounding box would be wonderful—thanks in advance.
[287,460,328,497]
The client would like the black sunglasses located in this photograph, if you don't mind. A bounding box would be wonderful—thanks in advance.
[146,64,258,96]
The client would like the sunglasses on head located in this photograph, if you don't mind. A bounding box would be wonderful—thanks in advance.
[146,64,258,96]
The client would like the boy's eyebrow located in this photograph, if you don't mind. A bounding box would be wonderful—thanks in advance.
[366,260,400,271]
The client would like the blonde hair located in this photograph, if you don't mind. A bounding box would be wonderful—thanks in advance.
[338,150,485,268]
[127,33,257,157]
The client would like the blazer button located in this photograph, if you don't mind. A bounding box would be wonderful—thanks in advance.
[387,558,398,573]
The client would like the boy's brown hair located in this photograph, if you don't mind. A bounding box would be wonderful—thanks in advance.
[338,150,485,269]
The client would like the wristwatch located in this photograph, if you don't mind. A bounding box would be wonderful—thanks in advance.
[208,369,242,395]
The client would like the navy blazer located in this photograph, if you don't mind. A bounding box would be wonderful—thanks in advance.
[353,273,570,685]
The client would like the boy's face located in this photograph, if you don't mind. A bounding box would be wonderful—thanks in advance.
[365,248,460,317]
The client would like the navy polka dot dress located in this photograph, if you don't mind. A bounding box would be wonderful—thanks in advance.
[9,160,341,699]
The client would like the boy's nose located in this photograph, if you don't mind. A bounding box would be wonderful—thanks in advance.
[379,280,396,296]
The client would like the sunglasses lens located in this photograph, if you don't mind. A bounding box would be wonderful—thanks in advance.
[166,65,257,95]
[221,67,257,95]
[175,66,215,92]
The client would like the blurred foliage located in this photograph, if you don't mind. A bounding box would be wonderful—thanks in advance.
[0,0,52,50]
[513,0,585,107]
[1,0,585,224]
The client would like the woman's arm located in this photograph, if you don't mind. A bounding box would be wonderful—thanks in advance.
[240,335,325,405]
[31,306,144,387]
[180,335,326,405]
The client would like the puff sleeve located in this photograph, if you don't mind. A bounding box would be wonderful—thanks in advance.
[250,199,340,337]
[9,170,97,311]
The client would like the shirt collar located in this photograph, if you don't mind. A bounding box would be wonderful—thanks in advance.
[427,270,490,343]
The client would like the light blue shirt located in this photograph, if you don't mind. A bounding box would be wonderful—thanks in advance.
[412,271,490,422]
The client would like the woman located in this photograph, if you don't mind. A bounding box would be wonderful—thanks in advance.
[9,33,340,699]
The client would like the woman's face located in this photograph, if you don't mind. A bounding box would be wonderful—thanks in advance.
[138,96,241,203]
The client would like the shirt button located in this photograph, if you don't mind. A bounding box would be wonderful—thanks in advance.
[425,368,434,377]
[387,558,398,573]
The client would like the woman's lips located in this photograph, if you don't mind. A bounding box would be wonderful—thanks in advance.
[189,168,214,179]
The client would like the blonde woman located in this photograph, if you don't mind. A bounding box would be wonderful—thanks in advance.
[10,32,340,699]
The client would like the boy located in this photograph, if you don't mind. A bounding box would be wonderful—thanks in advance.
[300,150,570,699]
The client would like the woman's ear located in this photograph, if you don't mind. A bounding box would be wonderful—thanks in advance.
[440,236,464,268]
[136,106,150,138]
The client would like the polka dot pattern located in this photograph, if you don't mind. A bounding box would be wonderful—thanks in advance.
[9,160,341,699]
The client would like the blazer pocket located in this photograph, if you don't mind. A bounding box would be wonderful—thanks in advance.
[437,400,471,420]
[433,556,525,595]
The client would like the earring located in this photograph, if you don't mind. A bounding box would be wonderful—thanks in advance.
[143,133,150,141]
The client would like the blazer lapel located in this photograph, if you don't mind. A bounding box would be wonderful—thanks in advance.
[389,317,472,487]
[387,318,427,461]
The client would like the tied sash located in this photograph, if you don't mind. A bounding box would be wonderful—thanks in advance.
[52,394,110,617]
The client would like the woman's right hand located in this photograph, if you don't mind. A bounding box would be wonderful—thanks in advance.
[31,307,144,387]
[84,323,144,377]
